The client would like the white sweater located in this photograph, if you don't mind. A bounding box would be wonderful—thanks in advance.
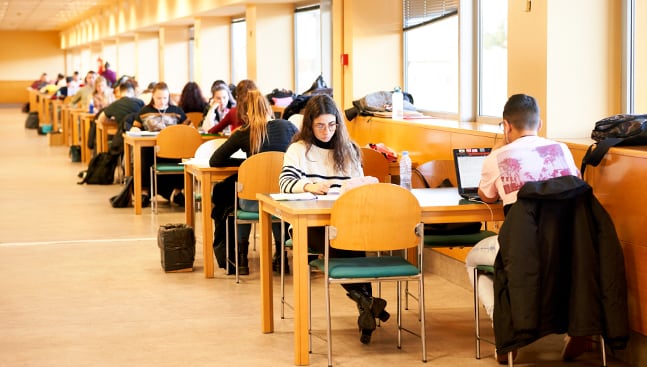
[279,141,363,193]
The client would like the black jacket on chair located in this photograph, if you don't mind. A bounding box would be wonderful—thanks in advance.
[493,175,629,354]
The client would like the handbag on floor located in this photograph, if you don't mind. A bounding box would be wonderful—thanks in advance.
[109,176,133,208]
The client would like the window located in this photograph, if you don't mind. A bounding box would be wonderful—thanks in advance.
[294,5,321,95]
[478,0,508,118]
[231,18,247,84]
[631,0,646,113]
[403,0,508,122]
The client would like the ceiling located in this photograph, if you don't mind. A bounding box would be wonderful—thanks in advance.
[0,0,110,31]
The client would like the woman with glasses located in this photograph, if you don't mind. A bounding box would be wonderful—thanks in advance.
[279,94,390,345]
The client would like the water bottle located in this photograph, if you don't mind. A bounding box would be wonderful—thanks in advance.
[88,100,94,114]
[399,151,412,190]
[391,87,404,120]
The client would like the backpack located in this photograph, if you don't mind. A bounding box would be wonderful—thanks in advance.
[581,114,647,175]
[24,111,39,129]
[78,153,119,185]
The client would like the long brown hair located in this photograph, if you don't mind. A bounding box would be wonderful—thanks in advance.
[234,79,257,124]
[238,89,273,154]
[294,94,361,172]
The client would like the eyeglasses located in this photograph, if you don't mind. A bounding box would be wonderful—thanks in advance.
[314,122,338,131]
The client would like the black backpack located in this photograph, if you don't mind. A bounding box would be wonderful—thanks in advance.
[78,153,119,185]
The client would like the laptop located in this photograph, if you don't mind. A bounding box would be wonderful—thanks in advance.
[452,148,492,200]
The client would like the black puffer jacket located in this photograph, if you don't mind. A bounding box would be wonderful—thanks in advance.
[493,175,629,354]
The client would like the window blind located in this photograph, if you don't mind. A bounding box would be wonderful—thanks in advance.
[403,0,459,31]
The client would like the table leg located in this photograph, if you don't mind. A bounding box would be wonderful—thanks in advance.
[200,174,214,278]
[133,143,142,215]
[259,201,275,333]
[292,218,310,365]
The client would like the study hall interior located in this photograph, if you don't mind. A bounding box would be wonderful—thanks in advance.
[1,1,646,366]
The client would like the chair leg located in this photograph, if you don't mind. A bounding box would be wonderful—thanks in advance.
[150,166,156,214]
[474,267,482,359]
[418,276,427,362]
[307,259,312,353]
[397,281,402,349]
[600,335,607,367]
[225,216,231,276]
[234,218,239,283]
[280,221,286,319]
[325,279,333,367]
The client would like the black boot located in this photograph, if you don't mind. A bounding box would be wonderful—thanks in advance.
[346,290,377,343]
[238,239,249,275]
[346,290,390,323]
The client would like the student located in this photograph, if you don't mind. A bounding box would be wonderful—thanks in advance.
[202,81,235,132]
[70,71,97,108]
[95,81,144,132]
[465,93,580,363]
[207,79,255,135]
[278,94,389,345]
[209,89,297,275]
[92,76,115,111]
[133,82,188,206]
[100,62,117,87]
[178,81,208,114]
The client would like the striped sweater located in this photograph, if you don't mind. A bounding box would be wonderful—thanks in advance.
[279,141,363,193]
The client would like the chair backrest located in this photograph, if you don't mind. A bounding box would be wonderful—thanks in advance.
[329,183,421,252]
[185,112,204,128]
[360,147,390,183]
[155,124,203,159]
[194,138,227,159]
[413,160,457,188]
[237,151,285,200]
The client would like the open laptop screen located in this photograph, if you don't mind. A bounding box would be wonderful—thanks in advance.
[452,148,492,198]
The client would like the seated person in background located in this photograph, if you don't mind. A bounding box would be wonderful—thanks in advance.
[178,81,208,114]
[55,76,75,99]
[279,94,389,345]
[92,76,115,111]
[209,89,298,275]
[465,93,580,364]
[133,82,188,207]
[95,81,144,129]
[70,71,97,109]
[202,81,235,132]
[30,73,49,90]
[207,79,256,135]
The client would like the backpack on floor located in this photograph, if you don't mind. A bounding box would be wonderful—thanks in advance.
[78,153,119,185]
[24,112,39,129]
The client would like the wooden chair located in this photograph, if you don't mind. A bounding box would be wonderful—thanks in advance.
[226,151,285,283]
[308,183,427,366]
[150,125,203,213]
[360,147,390,183]
[185,112,204,128]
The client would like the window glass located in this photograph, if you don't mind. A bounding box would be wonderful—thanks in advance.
[231,19,247,84]
[405,15,458,113]
[295,6,321,95]
[634,0,647,112]
[479,0,508,117]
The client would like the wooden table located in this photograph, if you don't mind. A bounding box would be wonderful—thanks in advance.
[123,133,222,215]
[183,162,239,278]
[79,113,96,164]
[257,187,504,365]
[96,119,118,153]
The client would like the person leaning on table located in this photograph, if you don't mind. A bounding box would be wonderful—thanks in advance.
[132,82,188,207]
[464,93,582,364]
[208,89,298,275]
[278,94,390,345]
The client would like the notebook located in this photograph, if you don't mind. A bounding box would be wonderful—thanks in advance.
[452,147,492,200]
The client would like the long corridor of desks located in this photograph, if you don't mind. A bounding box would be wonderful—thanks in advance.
[0,105,627,367]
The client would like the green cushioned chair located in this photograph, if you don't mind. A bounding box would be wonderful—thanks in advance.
[308,183,427,366]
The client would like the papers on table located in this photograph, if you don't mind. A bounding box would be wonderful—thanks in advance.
[270,192,317,201]
[126,131,159,137]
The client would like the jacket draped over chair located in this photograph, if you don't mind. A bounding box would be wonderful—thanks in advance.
[493,175,629,354]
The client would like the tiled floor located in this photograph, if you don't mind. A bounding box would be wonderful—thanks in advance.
[0,105,628,366]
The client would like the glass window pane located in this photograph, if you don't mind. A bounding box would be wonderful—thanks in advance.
[231,19,247,84]
[635,0,647,112]
[479,0,508,117]
[295,8,321,94]
[405,15,458,113]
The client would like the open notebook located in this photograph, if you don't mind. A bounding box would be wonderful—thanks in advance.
[452,148,491,200]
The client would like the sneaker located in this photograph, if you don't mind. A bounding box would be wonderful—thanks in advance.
[495,349,517,365]
[562,335,593,361]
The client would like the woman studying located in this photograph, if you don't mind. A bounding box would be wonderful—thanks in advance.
[278,94,389,345]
